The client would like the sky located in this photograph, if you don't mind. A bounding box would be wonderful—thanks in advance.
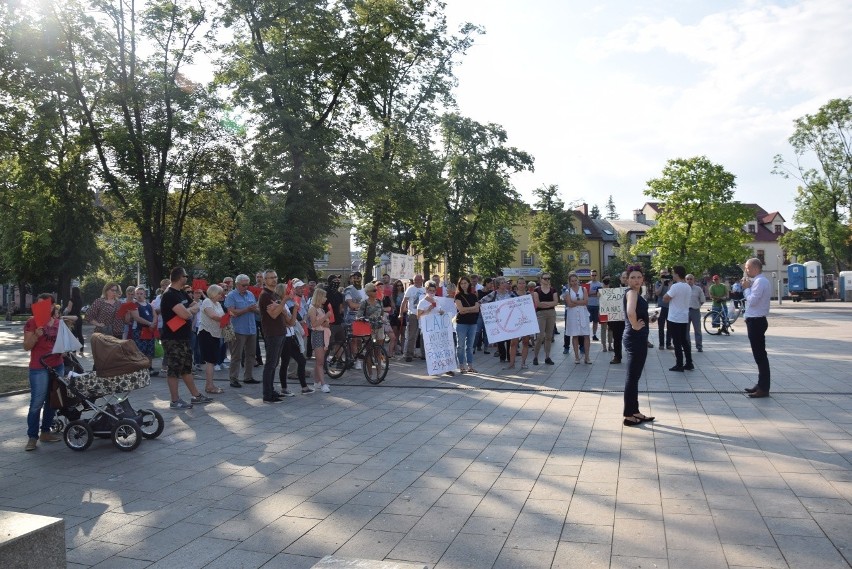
[440,0,852,223]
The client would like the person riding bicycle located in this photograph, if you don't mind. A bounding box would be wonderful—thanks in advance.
[357,282,386,345]
[708,275,730,335]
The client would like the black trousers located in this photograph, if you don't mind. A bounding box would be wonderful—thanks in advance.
[279,336,307,390]
[657,306,670,347]
[608,320,625,360]
[668,321,691,367]
[623,330,649,416]
[496,340,511,361]
[746,317,770,391]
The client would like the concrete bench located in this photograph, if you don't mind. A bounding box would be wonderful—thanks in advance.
[312,556,429,569]
[0,510,65,569]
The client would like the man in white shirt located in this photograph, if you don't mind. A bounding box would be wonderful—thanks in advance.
[663,266,694,372]
[685,274,706,352]
[400,274,426,362]
[742,258,772,398]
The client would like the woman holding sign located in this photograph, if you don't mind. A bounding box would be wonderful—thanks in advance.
[454,277,480,373]
[564,273,592,364]
[623,265,655,426]
[22,294,64,451]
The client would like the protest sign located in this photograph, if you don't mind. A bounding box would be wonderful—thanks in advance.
[480,295,539,343]
[435,296,457,318]
[420,311,456,375]
[390,253,415,280]
[599,288,627,322]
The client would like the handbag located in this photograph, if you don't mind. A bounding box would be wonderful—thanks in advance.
[222,322,237,343]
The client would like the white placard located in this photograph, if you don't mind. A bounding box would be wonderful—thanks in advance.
[420,312,457,375]
[435,296,458,318]
[480,295,540,343]
[599,287,627,322]
[390,253,415,280]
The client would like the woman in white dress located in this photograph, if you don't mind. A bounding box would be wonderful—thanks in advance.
[563,273,592,364]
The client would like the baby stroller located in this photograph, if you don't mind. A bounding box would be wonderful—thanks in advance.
[44,333,164,452]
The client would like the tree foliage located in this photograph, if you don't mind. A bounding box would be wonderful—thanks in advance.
[605,195,618,220]
[634,156,752,275]
[528,185,585,285]
[773,97,852,272]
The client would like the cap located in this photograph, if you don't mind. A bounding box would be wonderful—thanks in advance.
[712,274,719,279]
[327,274,341,284]
[292,279,305,288]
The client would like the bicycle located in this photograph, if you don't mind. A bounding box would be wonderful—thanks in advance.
[702,300,746,336]
[324,319,389,384]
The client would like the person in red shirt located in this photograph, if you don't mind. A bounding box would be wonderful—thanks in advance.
[22,293,64,451]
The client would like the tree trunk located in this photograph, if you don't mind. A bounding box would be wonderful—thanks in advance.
[364,209,382,280]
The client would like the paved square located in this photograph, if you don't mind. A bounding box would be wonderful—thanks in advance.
[1,302,850,568]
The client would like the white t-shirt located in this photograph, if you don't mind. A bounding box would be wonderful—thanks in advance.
[404,285,426,318]
[199,298,223,338]
[666,281,692,323]
[343,285,366,322]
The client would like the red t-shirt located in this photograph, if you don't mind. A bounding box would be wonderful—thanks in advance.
[25,317,62,369]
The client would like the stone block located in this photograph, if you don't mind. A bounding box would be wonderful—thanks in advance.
[0,510,65,569]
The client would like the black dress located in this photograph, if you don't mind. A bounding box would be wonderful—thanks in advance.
[623,291,649,416]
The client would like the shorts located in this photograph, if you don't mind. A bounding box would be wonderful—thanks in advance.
[198,329,221,364]
[162,339,193,376]
[311,330,326,350]
[588,306,600,323]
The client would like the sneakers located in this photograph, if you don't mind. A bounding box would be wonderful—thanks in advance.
[230,380,243,388]
[592,335,599,341]
[214,364,222,371]
[544,358,554,365]
[696,347,703,352]
[321,384,331,393]
[190,394,213,404]
[263,396,282,403]
[170,399,193,409]
[563,347,569,354]
[281,390,296,398]
[302,386,315,394]
[354,360,362,370]
[533,358,539,366]
[668,365,685,372]
[405,356,413,362]
[25,438,38,451]
[684,363,695,371]
[39,432,62,443]
[243,378,260,384]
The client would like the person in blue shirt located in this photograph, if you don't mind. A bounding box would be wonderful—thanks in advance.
[223,274,260,388]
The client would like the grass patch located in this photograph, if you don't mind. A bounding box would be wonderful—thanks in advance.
[0,366,29,394]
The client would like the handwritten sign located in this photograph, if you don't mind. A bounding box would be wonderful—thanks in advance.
[435,296,458,318]
[480,295,540,343]
[420,312,457,375]
[390,253,415,280]
[599,288,627,322]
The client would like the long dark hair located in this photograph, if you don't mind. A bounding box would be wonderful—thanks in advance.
[71,286,83,306]
[457,276,472,294]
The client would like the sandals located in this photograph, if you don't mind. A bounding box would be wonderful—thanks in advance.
[205,386,225,394]
[467,367,478,374]
[574,358,580,364]
[623,417,642,426]
[584,359,592,364]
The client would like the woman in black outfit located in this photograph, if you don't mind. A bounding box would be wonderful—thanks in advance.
[623,265,655,427]
[64,286,85,355]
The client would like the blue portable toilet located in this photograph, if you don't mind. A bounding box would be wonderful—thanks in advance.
[787,263,805,292]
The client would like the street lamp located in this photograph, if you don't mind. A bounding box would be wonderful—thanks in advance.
[777,254,782,305]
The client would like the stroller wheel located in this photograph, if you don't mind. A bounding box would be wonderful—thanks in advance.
[112,419,142,452]
[64,420,94,451]
[138,409,164,439]
[51,416,68,435]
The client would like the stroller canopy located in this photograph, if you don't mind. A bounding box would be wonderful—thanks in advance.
[90,333,150,377]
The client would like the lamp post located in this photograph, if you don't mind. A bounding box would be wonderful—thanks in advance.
[777,254,783,305]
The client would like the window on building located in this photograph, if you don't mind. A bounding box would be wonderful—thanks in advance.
[521,251,534,266]
[583,228,592,236]
[774,224,782,234]
[756,249,765,264]
[748,224,756,233]
[579,251,590,265]
[782,250,790,265]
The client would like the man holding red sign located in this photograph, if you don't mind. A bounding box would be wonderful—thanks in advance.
[160,267,212,409]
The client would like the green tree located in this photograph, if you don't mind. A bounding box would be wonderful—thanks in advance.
[471,210,522,277]
[634,156,752,274]
[590,204,601,219]
[605,195,618,220]
[528,185,585,285]
[778,184,850,268]
[773,97,852,272]
[433,114,534,283]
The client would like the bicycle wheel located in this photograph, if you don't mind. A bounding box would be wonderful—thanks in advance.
[363,343,389,384]
[703,312,723,335]
[325,342,349,379]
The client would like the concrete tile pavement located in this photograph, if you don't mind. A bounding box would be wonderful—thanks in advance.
[0,302,851,568]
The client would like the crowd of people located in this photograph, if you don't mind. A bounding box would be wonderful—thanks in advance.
[22,259,773,449]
